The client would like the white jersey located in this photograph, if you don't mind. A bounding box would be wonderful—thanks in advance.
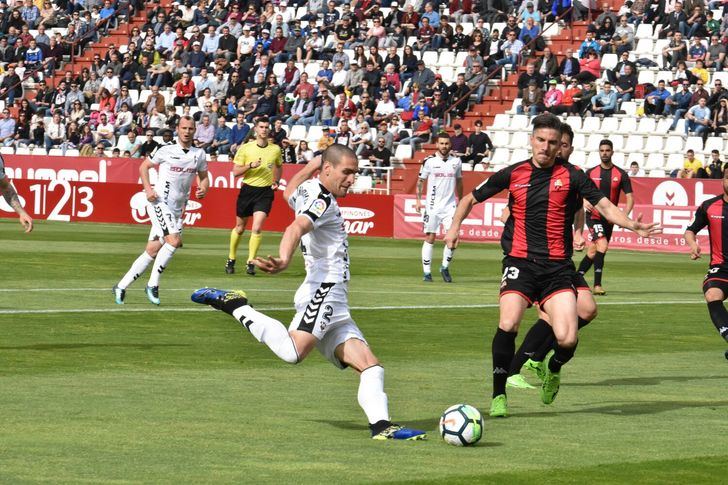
[289,179,349,284]
[150,143,207,218]
[418,152,462,213]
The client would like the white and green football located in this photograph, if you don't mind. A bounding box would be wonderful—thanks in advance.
[439,404,484,446]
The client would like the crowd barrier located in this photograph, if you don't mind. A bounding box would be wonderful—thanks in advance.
[0,156,718,252]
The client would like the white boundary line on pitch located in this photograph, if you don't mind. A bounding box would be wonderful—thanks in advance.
[0,300,708,315]
[0,288,482,295]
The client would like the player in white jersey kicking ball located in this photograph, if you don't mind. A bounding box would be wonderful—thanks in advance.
[113,116,209,305]
[191,145,426,441]
[415,133,463,282]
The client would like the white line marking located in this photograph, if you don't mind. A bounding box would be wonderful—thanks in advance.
[0,287,483,295]
[0,300,707,315]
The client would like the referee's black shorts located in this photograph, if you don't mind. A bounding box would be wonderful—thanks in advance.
[236,184,274,218]
[500,256,576,307]
[586,217,614,243]
[703,265,728,295]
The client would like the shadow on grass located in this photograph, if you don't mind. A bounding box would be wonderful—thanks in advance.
[569,375,727,387]
[510,399,728,418]
[0,343,191,351]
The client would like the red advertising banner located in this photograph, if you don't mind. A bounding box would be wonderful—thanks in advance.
[0,179,393,237]
[1,155,304,188]
[393,194,710,253]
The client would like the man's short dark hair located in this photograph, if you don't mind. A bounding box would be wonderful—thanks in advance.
[561,123,574,145]
[599,139,613,148]
[531,113,563,134]
[436,132,451,141]
[322,143,357,167]
[687,149,695,154]
[474,119,483,126]
[256,116,270,125]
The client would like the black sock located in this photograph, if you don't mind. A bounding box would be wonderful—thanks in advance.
[369,419,393,436]
[533,334,556,361]
[509,319,552,375]
[548,341,578,373]
[578,317,591,329]
[492,328,517,397]
[577,255,593,275]
[707,301,728,342]
[221,298,248,315]
[593,251,606,286]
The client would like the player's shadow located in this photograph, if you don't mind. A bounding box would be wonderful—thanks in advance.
[568,375,726,387]
[0,343,190,351]
[512,399,728,418]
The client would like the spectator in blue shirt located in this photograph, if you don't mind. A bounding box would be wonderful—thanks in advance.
[420,3,440,28]
[230,113,251,154]
[644,80,671,116]
[589,81,618,117]
[21,0,41,28]
[210,117,232,154]
[667,81,694,130]
[578,31,601,58]
[685,97,711,137]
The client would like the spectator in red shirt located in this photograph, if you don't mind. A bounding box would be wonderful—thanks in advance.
[174,72,196,106]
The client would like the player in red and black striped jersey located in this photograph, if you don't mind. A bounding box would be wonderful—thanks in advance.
[502,125,599,391]
[576,139,634,296]
[685,168,728,357]
[445,114,660,417]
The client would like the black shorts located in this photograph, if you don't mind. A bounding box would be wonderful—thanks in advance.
[586,217,614,242]
[500,256,577,306]
[703,265,728,295]
[236,184,274,218]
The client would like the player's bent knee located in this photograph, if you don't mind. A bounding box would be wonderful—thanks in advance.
[704,288,725,302]
[578,300,598,321]
[556,334,578,348]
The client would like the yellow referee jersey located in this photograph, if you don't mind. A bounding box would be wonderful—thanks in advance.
[233,141,283,187]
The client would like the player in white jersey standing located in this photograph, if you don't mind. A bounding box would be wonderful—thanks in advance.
[113,116,209,305]
[0,153,33,232]
[415,133,463,282]
[191,145,426,441]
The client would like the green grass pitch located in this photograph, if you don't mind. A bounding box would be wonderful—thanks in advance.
[1,220,726,483]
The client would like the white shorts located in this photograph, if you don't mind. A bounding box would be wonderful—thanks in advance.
[289,281,367,369]
[148,202,183,241]
[423,206,455,234]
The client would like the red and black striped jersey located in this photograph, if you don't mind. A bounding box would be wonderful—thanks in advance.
[686,195,728,266]
[585,164,633,221]
[473,159,605,261]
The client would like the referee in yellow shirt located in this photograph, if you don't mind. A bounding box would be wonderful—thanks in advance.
[227,117,283,275]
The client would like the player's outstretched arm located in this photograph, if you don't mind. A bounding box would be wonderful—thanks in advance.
[0,177,33,232]
[283,156,322,203]
[684,230,702,260]
[594,198,661,237]
[255,215,314,274]
[444,193,478,249]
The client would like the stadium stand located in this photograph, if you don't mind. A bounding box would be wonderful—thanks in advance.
[2,0,728,194]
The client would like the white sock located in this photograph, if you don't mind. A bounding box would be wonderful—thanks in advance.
[147,243,176,287]
[442,246,455,269]
[232,305,299,364]
[357,365,390,425]
[117,251,154,289]
[422,241,433,274]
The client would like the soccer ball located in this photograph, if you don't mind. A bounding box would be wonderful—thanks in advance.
[439,404,483,446]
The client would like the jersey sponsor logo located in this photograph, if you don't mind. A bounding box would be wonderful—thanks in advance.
[710,214,725,219]
[513,183,531,188]
[554,178,563,190]
[168,165,198,174]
